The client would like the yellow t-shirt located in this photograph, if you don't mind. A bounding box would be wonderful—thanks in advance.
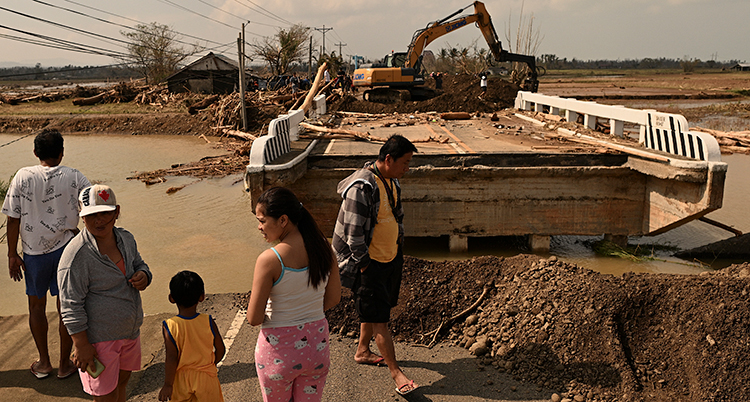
[369,175,399,263]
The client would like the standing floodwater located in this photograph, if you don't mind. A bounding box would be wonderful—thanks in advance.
[1,133,748,316]
[0,133,262,316]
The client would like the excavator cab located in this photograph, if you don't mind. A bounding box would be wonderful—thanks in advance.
[381,53,408,68]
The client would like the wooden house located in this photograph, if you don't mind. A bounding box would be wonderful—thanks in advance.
[167,52,242,94]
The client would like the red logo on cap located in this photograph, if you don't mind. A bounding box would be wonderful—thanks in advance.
[98,190,110,202]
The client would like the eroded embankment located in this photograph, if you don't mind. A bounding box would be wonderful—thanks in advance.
[326,254,750,402]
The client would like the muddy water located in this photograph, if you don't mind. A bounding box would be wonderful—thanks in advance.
[1,133,748,317]
[0,133,262,316]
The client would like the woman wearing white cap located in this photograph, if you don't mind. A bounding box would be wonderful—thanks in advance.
[58,184,152,402]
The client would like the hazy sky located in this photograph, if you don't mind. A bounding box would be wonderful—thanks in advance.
[0,0,748,68]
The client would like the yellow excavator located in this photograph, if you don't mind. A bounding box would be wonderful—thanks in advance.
[353,1,540,103]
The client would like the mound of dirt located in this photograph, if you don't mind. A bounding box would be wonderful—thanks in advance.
[326,255,750,402]
[329,74,520,114]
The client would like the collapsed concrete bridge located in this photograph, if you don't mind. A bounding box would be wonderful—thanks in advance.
[244,93,726,252]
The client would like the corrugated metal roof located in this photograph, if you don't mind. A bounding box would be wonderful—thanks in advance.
[166,52,243,81]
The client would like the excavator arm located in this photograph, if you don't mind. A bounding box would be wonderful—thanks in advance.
[405,1,539,92]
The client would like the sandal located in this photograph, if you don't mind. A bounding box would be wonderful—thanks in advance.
[57,365,78,379]
[396,380,418,395]
[30,361,51,379]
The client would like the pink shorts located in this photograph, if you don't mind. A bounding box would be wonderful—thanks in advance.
[79,337,141,396]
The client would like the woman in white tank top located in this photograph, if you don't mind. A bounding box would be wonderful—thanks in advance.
[247,187,341,402]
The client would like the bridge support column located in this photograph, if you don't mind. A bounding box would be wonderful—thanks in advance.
[604,234,628,248]
[449,235,468,253]
[529,235,551,253]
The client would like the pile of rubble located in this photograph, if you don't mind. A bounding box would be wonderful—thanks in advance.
[326,254,750,402]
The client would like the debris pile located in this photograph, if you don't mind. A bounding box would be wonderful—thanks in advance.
[692,127,750,154]
[329,74,520,114]
[326,254,750,402]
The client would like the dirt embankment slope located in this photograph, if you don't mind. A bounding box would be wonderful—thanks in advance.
[326,254,750,402]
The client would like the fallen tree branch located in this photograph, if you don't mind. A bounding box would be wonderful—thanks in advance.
[421,285,491,348]
[72,89,115,106]
[441,112,472,120]
[299,122,387,142]
[188,95,220,114]
[220,128,257,141]
[297,62,327,115]
[554,128,671,162]
[334,111,388,118]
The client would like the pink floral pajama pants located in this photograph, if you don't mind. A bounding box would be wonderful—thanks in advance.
[255,318,330,402]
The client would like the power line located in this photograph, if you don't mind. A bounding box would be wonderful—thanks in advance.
[0,32,123,56]
[230,0,292,26]
[0,22,236,69]
[30,0,215,50]
[0,24,128,58]
[61,0,226,47]
[195,0,280,30]
[155,0,242,32]
[0,1,264,71]
[0,5,130,50]
[1,5,209,64]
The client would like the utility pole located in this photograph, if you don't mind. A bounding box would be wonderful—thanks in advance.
[314,25,333,56]
[237,27,248,131]
[308,36,312,79]
[335,42,347,60]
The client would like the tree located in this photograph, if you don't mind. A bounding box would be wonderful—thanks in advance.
[249,24,310,76]
[504,1,543,86]
[319,51,343,76]
[122,23,197,84]
[680,56,700,73]
[426,41,489,75]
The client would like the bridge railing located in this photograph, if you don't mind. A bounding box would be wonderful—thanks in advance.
[247,94,327,167]
[244,94,328,195]
[515,91,721,162]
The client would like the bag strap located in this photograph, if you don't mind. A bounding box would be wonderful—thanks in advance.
[370,164,401,224]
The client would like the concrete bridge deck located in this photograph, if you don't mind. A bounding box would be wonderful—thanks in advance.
[245,108,726,252]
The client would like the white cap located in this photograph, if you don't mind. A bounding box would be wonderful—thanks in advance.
[79,184,117,217]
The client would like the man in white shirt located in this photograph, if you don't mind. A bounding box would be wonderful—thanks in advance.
[2,129,90,380]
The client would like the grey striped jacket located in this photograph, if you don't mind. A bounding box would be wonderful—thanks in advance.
[331,162,403,289]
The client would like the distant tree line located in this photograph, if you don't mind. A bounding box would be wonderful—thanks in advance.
[0,64,140,81]
[538,55,745,72]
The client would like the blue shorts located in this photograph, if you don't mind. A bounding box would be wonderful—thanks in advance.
[24,246,66,298]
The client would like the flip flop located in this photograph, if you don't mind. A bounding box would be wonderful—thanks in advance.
[30,361,51,379]
[396,380,418,396]
[357,356,386,366]
[57,366,78,379]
